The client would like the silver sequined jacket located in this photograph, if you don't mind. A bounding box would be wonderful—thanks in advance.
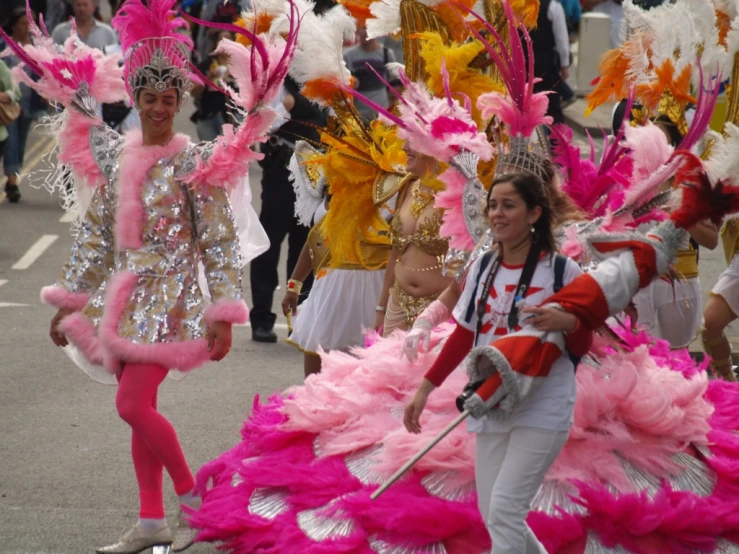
[41,123,247,379]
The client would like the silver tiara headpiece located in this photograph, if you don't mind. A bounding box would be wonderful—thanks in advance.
[494,131,550,183]
[126,37,193,109]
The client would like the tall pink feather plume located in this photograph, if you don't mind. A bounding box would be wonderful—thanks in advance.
[180,109,276,191]
[435,167,477,250]
[456,0,551,137]
[680,62,721,153]
[112,0,193,53]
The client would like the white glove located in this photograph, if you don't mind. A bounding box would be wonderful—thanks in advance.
[402,319,433,363]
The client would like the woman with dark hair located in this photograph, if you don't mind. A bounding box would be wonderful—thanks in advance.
[404,171,592,554]
[2,7,46,203]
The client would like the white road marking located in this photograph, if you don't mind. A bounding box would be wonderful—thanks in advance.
[59,211,76,223]
[12,235,58,270]
[0,280,7,288]
[0,302,29,308]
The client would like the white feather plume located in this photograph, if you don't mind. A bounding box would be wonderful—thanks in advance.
[367,0,402,39]
[705,124,739,184]
[287,4,355,91]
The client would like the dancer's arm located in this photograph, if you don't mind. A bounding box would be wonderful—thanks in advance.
[282,242,314,317]
[688,221,718,250]
[404,323,475,433]
[374,247,398,330]
[189,185,248,360]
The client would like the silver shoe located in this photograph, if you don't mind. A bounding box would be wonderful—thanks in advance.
[171,509,198,552]
[96,524,172,554]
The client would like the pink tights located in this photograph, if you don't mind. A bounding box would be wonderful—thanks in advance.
[116,363,195,519]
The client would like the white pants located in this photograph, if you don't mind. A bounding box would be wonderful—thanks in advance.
[475,428,569,554]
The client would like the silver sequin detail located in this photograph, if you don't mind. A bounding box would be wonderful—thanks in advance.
[666,452,716,496]
[420,470,476,503]
[369,537,448,554]
[693,442,713,460]
[345,444,385,485]
[531,480,586,516]
[296,497,357,542]
[89,124,124,182]
[248,487,290,520]
[618,457,661,498]
[450,151,488,247]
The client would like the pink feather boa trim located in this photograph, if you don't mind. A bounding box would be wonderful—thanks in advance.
[40,285,91,311]
[58,111,108,188]
[98,270,212,373]
[204,299,249,325]
[58,311,105,366]
[115,131,190,250]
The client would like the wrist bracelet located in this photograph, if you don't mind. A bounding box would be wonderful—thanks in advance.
[376,305,386,313]
[287,279,303,295]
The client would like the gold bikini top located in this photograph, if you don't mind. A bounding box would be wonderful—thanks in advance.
[390,211,449,257]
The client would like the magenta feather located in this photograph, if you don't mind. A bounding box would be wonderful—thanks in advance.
[113,0,193,53]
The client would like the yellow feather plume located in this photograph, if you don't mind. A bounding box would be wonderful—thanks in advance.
[415,31,504,127]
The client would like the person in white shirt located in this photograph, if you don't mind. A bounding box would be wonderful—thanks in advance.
[50,0,117,50]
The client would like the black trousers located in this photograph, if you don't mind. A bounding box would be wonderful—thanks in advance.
[534,52,564,126]
[249,153,312,330]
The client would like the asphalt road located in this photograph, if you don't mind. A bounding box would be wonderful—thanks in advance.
[0,112,735,554]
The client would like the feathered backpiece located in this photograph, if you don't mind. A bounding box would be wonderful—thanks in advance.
[587,0,727,131]
[0,3,126,107]
[340,62,493,163]
[112,0,195,108]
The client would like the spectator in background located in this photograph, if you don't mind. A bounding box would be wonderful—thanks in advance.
[249,75,326,343]
[195,0,250,63]
[0,59,21,194]
[51,0,116,50]
[529,0,570,125]
[190,30,237,141]
[344,24,396,122]
[2,8,46,203]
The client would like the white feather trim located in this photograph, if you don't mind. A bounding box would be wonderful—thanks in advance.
[705,124,739,184]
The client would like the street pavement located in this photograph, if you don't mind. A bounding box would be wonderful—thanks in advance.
[0,110,735,553]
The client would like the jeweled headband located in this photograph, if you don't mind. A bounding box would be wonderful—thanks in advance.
[126,37,193,110]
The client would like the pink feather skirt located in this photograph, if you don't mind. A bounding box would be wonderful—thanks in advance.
[192,324,739,554]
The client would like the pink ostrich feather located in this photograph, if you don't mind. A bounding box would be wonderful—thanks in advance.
[112,0,193,53]
[551,124,633,218]
[179,109,275,191]
[1,26,125,107]
[58,110,107,188]
[435,166,477,250]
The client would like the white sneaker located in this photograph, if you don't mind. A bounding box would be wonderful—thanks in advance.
[171,509,198,552]
[96,524,172,554]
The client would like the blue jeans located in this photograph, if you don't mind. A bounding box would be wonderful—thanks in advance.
[4,114,35,176]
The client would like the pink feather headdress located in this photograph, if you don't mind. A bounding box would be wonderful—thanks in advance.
[112,0,195,108]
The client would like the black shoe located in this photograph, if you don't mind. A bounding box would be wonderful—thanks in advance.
[252,327,278,343]
[5,184,20,203]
